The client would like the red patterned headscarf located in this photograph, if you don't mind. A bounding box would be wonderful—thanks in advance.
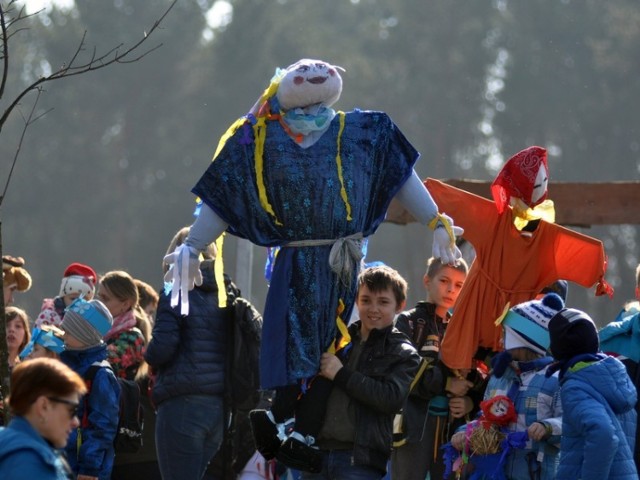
[491,146,548,214]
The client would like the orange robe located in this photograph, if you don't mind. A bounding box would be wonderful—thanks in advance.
[426,178,609,370]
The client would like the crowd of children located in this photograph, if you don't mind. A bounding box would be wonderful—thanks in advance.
[3,249,639,480]
[3,152,640,480]
[0,53,638,480]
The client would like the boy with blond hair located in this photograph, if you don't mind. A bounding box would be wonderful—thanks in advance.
[391,257,473,480]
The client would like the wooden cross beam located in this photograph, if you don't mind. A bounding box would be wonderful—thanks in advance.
[386,179,640,227]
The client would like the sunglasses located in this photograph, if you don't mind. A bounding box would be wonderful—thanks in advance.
[48,396,80,419]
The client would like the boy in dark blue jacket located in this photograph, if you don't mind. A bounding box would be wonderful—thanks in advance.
[60,298,120,480]
[548,307,638,480]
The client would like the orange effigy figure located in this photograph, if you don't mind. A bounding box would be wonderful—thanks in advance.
[426,146,612,371]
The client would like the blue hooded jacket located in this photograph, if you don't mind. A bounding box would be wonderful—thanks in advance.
[60,344,120,480]
[599,307,640,363]
[557,354,637,480]
[0,416,72,479]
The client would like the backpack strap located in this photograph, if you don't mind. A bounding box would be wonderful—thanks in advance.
[409,357,430,392]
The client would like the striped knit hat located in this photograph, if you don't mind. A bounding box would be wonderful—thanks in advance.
[502,293,565,355]
[61,298,112,347]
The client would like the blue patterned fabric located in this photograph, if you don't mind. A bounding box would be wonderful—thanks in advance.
[484,358,561,480]
[192,109,418,388]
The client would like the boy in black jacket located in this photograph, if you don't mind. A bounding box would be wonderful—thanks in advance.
[392,257,481,480]
[307,265,421,479]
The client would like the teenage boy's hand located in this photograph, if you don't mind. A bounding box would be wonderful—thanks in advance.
[445,376,473,396]
[449,396,473,419]
[320,352,343,380]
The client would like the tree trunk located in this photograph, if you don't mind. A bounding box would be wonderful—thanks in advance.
[0,219,10,426]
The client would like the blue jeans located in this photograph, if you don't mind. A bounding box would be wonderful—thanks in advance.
[301,450,384,480]
[155,394,224,480]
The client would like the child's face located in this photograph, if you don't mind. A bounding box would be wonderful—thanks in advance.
[30,343,57,359]
[62,292,81,307]
[424,266,466,314]
[356,284,405,340]
[6,316,26,353]
[63,332,85,350]
[143,304,157,324]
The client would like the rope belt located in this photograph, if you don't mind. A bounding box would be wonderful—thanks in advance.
[286,232,365,286]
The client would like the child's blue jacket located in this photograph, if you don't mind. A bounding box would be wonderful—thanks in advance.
[557,354,637,480]
[61,344,120,480]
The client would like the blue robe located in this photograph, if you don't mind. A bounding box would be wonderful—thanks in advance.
[192,109,418,388]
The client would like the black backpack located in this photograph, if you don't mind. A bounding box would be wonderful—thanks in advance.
[209,282,264,477]
[83,361,144,454]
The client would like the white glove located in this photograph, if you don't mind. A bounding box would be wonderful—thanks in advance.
[431,213,464,265]
[163,243,203,315]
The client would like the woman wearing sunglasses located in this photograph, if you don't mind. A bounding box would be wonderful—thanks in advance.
[0,357,87,479]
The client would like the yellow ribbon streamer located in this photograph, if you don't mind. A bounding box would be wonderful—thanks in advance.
[494,302,512,326]
[253,115,283,225]
[335,112,352,221]
[328,299,351,354]
[214,233,227,307]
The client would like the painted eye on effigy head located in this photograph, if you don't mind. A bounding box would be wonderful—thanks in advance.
[490,398,509,417]
[531,164,548,205]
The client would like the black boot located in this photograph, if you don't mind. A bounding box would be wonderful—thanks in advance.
[249,409,281,460]
[276,434,324,473]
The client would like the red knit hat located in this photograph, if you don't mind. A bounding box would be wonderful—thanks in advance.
[491,146,548,214]
[63,263,97,281]
[59,262,97,298]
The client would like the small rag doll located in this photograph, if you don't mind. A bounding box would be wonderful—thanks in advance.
[163,59,464,471]
[443,395,528,480]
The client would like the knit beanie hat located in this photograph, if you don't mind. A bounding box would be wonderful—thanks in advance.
[503,293,565,355]
[61,298,113,347]
[2,255,32,292]
[19,326,65,359]
[59,262,97,298]
[548,308,600,361]
[540,280,568,302]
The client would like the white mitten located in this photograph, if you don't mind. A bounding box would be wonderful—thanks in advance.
[163,243,203,315]
[430,213,464,265]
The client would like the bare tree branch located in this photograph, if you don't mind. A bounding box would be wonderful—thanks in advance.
[0,0,44,100]
[0,0,176,132]
[1,86,47,203]
[0,0,177,425]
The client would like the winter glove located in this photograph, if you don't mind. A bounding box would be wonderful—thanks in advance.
[163,243,202,315]
[429,212,464,265]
